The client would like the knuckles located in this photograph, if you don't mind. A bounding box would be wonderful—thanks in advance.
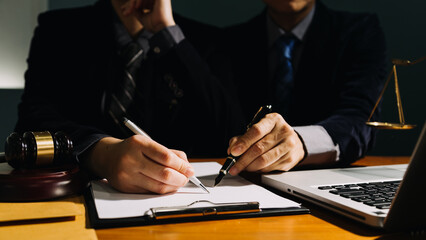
[286,135,298,148]
[155,183,172,195]
[251,141,266,156]
[229,136,238,146]
[125,135,146,147]
[159,151,174,166]
[254,154,270,169]
[159,167,173,182]
[173,150,187,160]
[249,124,264,137]
[268,112,285,124]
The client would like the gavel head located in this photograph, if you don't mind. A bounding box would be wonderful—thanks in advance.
[5,131,74,169]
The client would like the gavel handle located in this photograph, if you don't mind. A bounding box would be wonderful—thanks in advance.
[0,152,5,163]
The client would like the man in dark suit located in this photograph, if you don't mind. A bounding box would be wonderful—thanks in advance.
[224,0,387,176]
[15,0,242,194]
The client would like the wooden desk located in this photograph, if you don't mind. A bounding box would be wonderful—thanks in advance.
[95,156,411,240]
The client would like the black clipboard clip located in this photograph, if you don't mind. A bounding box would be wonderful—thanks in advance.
[149,200,260,220]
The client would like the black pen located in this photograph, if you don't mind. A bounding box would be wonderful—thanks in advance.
[214,105,272,186]
[123,118,210,193]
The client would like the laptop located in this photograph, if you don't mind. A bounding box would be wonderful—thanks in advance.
[262,123,426,231]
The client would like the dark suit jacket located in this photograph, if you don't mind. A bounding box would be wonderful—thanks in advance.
[224,2,388,165]
[15,0,243,158]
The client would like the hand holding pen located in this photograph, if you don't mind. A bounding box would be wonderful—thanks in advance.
[214,105,306,186]
[214,105,272,186]
[124,118,209,193]
[85,119,198,194]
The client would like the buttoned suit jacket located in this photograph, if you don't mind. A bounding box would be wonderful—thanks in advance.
[223,2,388,165]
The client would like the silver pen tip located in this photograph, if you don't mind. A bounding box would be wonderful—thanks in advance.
[200,184,210,193]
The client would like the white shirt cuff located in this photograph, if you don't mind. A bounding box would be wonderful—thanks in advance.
[293,125,340,165]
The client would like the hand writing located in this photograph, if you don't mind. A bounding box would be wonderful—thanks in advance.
[87,135,193,194]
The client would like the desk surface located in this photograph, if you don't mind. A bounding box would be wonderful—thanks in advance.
[95,156,411,240]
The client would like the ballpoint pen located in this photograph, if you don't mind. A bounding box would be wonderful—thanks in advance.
[214,105,272,187]
[123,117,210,193]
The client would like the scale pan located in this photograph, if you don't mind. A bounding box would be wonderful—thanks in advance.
[366,121,416,130]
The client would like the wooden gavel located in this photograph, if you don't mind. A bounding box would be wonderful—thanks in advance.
[0,132,90,202]
[0,131,74,169]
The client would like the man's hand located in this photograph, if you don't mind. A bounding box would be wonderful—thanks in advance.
[227,113,305,175]
[86,135,193,194]
[121,0,175,33]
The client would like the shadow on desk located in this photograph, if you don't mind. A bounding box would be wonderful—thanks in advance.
[265,186,426,240]
[193,157,417,239]
[239,171,382,237]
[265,185,384,235]
[240,158,420,239]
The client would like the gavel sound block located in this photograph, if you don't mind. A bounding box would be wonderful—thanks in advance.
[0,131,89,202]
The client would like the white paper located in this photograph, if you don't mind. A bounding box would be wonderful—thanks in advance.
[91,162,300,219]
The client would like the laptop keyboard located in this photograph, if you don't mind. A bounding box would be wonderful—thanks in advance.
[317,180,401,209]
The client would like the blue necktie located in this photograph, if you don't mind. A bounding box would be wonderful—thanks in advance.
[274,35,296,115]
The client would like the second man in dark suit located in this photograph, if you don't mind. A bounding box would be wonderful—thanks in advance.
[223,0,387,175]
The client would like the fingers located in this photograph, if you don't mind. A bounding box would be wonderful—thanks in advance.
[134,143,193,194]
[228,113,277,157]
[137,0,155,13]
[139,136,194,177]
[228,113,304,175]
[137,154,189,187]
[121,0,137,16]
[106,135,193,194]
[228,113,284,174]
[128,0,175,33]
[109,169,184,194]
[244,141,301,173]
[243,140,287,172]
[120,0,151,17]
[227,137,238,155]
[171,149,188,162]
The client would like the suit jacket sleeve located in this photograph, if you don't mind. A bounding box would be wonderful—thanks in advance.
[15,10,112,159]
[316,13,388,165]
[15,5,244,160]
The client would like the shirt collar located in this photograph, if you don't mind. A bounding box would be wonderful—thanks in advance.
[267,4,315,48]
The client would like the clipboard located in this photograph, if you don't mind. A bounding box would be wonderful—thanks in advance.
[84,162,310,229]
[150,200,261,219]
[84,189,309,228]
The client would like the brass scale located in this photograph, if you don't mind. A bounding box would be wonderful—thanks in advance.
[366,56,425,130]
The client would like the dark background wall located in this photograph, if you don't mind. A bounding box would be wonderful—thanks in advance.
[1,0,425,156]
